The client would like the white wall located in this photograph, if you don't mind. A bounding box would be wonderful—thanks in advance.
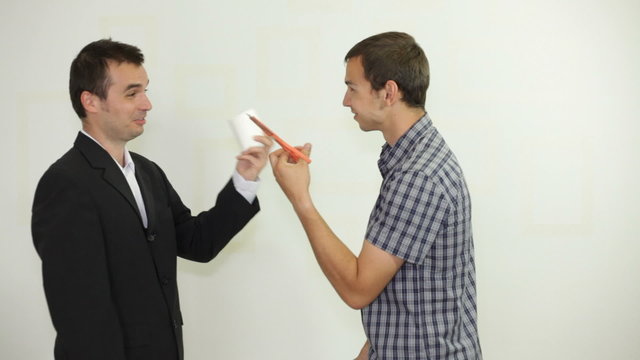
[1,0,639,359]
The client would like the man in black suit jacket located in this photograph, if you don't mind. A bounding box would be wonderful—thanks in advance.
[31,39,272,360]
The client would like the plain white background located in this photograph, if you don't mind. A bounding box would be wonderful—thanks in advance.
[1,0,639,359]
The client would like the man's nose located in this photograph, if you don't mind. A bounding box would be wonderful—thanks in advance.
[140,93,152,111]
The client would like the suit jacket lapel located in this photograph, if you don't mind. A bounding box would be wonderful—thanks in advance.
[74,132,142,225]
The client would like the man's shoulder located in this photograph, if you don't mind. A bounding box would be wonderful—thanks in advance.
[401,137,453,181]
[43,146,86,176]
[399,133,467,200]
[129,151,162,175]
[129,151,152,164]
[34,147,89,199]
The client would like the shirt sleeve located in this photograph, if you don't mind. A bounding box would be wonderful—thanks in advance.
[365,171,450,264]
[231,169,259,204]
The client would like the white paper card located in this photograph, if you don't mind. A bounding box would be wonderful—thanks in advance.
[229,108,263,150]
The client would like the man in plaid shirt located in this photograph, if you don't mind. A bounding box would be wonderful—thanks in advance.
[270,32,481,359]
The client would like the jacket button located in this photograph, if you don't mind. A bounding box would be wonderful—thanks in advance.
[172,319,178,328]
[147,233,156,242]
[162,278,169,285]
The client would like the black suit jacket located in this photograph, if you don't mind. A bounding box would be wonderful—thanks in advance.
[32,132,259,360]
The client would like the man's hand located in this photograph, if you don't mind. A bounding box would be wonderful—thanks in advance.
[235,135,273,181]
[269,143,312,207]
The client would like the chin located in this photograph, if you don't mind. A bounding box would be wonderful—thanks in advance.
[128,129,144,140]
[356,121,374,132]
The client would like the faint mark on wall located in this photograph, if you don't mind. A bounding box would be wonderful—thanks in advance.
[286,0,351,11]
[256,27,320,99]
[521,134,593,236]
[175,64,237,118]
[99,16,157,59]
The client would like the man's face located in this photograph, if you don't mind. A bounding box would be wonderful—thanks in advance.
[342,56,385,131]
[93,61,152,144]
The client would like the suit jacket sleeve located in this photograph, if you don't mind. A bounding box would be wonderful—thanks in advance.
[152,163,260,262]
[32,167,127,360]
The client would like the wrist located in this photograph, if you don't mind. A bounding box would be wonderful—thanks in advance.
[291,193,314,216]
[237,170,258,181]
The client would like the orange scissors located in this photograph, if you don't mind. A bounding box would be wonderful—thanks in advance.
[248,114,312,164]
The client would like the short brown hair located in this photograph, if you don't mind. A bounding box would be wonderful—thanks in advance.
[69,39,144,118]
[345,32,429,109]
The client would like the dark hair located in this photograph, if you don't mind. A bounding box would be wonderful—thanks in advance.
[69,39,144,118]
[345,32,429,109]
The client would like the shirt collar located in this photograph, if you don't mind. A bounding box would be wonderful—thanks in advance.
[80,129,134,171]
[122,148,135,172]
[378,113,433,177]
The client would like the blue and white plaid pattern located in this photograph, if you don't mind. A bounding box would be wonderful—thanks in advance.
[363,114,481,359]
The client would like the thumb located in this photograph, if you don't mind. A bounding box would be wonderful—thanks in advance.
[269,149,282,168]
[301,143,312,157]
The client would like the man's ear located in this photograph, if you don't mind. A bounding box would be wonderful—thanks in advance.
[80,90,100,115]
[383,80,400,105]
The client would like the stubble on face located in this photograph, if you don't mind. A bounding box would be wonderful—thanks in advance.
[344,57,386,132]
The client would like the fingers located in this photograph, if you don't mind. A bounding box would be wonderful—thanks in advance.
[269,148,286,168]
[238,136,273,159]
[294,143,312,156]
[241,141,271,160]
[269,143,312,168]
[236,153,260,167]
[241,146,268,158]
[301,143,312,157]
[253,135,274,149]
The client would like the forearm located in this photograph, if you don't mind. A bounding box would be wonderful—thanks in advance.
[270,146,393,308]
[292,197,365,308]
[175,178,259,262]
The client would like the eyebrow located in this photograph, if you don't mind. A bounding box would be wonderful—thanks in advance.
[124,80,150,92]
[124,83,144,92]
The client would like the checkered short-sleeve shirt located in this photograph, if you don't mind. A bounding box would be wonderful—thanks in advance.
[363,114,482,359]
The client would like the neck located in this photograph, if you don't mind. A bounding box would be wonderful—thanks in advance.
[382,108,426,146]
[82,125,127,167]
